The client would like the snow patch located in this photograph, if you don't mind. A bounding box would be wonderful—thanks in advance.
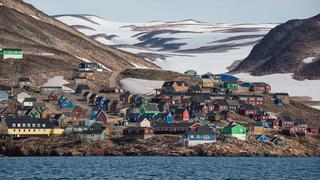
[235,73,320,101]
[31,15,40,20]
[41,76,75,93]
[303,57,316,63]
[130,62,149,69]
[311,106,320,110]
[120,78,164,95]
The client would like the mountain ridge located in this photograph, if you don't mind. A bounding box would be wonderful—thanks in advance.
[232,14,320,80]
[0,0,158,84]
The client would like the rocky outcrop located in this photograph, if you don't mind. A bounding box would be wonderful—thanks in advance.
[233,14,320,80]
[1,135,319,157]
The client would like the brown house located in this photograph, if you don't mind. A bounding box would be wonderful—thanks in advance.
[162,81,189,93]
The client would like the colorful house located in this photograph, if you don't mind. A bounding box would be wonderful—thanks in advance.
[17,92,31,103]
[73,106,85,120]
[26,108,41,119]
[95,96,110,107]
[18,77,31,88]
[249,82,271,93]
[137,117,151,128]
[59,99,75,109]
[123,127,155,140]
[0,91,9,101]
[201,78,214,88]
[0,115,64,137]
[184,69,197,76]
[80,128,106,141]
[224,79,238,89]
[58,96,67,105]
[140,103,160,117]
[183,125,216,147]
[48,92,58,101]
[0,48,23,60]
[75,84,90,94]
[271,137,284,147]
[221,124,247,140]
[95,110,108,124]
[257,135,269,142]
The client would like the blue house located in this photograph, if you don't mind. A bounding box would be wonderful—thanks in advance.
[91,106,101,117]
[257,135,269,142]
[0,92,9,101]
[219,74,238,83]
[183,125,216,147]
[75,84,90,94]
[59,99,75,109]
[256,121,269,128]
[95,96,110,107]
[153,112,174,124]
[58,96,67,105]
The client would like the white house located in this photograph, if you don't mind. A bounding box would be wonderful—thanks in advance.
[17,92,31,103]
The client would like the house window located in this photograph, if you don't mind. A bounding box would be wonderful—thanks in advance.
[42,124,46,128]
[22,124,26,128]
[17,124,21,128]
[27,124,31,127]
[12,124,16,128]
[203,135,209,139]
[32,124,36,127]
[190,135,194,139]
[37,124,40,128]
[196,135,201,139]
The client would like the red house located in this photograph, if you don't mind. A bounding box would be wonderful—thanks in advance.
[267,118,281,129]
[123,127,155,139]
[73,106,85,120]
[48,92,58,101]
[238,102,258,117]
[279,116,295,128]
[249,82,271,93]
[96,110,108,123]
[174,108,190,121]
[213,99,228,112]
[235,95,265,105]
[307,128,319,134]
[255,112,269,122]
[282,127,306,136]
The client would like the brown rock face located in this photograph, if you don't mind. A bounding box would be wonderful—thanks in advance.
[233,14,320,80]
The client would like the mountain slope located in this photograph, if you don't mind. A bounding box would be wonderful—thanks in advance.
[233,14,320,80]
[0,0,158,83]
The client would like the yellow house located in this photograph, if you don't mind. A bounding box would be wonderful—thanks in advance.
[0,115,64,137]
[138,118,151,128]
[202,78,214,88]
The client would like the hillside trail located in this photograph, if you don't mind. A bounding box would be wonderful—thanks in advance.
[108,70,120,87]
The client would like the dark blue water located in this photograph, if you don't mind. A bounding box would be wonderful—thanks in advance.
[0,157,319,179]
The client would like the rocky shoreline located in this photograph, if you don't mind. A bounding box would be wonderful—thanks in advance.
[1,135,320,157]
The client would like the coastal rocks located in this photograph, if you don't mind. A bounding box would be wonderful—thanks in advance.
[0,134,320,157]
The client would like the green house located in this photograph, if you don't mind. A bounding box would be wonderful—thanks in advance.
[271,137,284,147]
[221,124,247,140]
[140,103,160,116]
[184,70,197,76]
[0,48,23,60]
[26,108,41,119]
[224,79,238,89]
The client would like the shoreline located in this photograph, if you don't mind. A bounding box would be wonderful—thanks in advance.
[1,135,319,157]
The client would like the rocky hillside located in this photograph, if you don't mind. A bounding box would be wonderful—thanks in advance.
[0,0,158,83]
[233,14,320,80]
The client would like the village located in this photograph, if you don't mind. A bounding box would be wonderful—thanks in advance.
[0,48,319,154]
